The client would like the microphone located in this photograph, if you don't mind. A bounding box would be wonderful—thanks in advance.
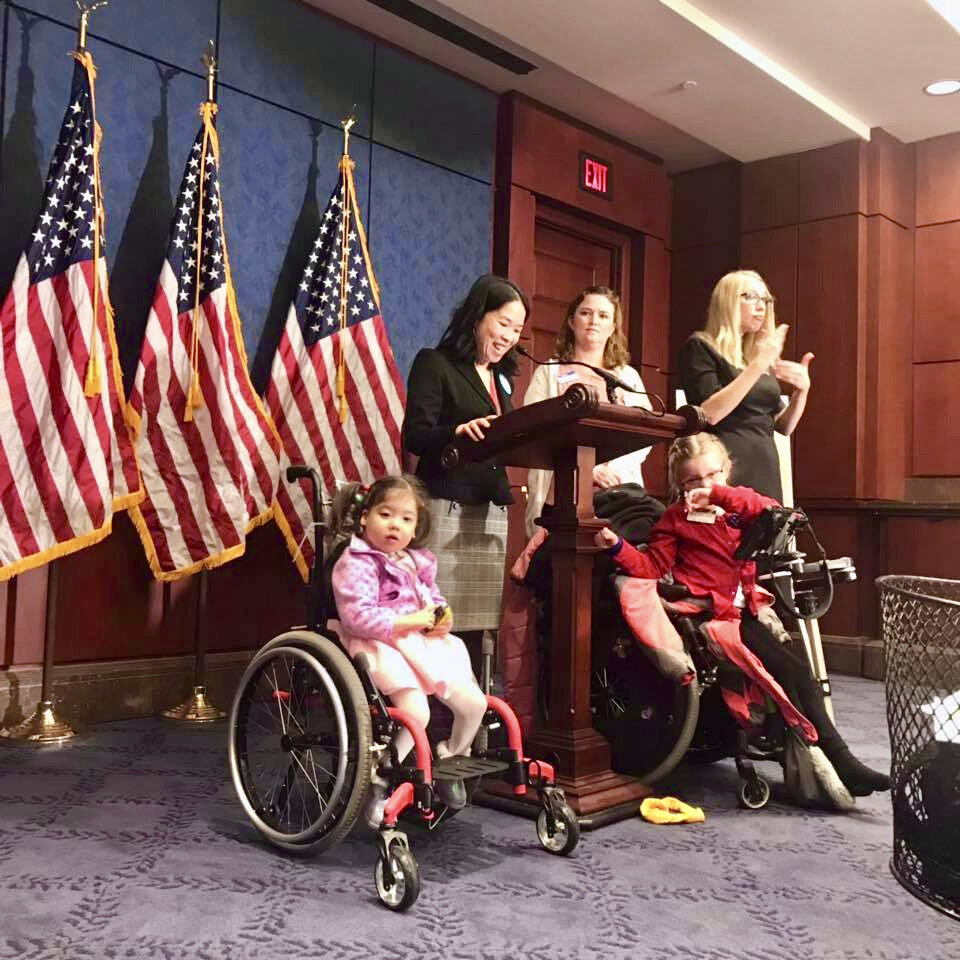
[516,344,665,413]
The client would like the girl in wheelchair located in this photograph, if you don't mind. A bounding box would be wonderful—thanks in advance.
[596,433,890,804]
[328,474,488,826]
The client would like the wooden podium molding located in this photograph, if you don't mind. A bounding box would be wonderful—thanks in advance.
[443,384,703,816]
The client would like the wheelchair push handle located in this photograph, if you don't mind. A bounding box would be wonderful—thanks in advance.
[285,464,327,630]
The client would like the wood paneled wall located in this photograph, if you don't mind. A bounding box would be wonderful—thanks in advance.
[914,133,960,477]
[494,93,674,495]
[669,127,960,656]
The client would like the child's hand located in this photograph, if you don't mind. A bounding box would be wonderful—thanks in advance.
[594,527,619,549]
[685,487,712,510]
[409,607,438,634]
[424,605,453,637]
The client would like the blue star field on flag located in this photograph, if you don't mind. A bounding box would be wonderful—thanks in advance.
[295,172,379,346]
[167,125,225,308]
[26,62,99,285]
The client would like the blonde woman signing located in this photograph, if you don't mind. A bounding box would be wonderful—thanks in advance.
[677,269,813,501]
[522,285,652,540]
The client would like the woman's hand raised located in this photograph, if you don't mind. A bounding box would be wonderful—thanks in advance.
[752,323,789,371]
[774,353,814,393]
[455,416,496,442]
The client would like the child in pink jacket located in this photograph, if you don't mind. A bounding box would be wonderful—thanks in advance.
[329,474,487,824]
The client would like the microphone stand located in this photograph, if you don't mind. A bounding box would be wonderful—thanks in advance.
[515,345,665,413]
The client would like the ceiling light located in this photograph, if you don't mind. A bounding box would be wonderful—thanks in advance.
[926,0,960,35]
[656,0,870,140]
[924,79,960,95]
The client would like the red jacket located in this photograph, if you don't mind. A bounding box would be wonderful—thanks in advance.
[609,484,779,619]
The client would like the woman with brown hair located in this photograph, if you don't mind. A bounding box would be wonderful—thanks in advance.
[522,285,652,536]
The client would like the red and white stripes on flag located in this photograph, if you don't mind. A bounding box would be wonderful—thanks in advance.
[128,102,281,581]
[266,156,404,578]
[0,53,141,582]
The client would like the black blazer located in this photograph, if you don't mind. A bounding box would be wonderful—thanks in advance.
[403,347,515,505]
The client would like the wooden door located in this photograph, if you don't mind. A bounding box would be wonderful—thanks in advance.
[507,204,633,563]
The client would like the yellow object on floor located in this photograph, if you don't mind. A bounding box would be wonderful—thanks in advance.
[639,796,706,824]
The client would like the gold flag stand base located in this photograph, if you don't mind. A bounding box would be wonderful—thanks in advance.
[160,685,225,723]
[0,701,78,744]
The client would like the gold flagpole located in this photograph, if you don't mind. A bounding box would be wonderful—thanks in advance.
[0,0,110,746]
[335,113,357,424]
[162,41,225,722]
[183,41,218,424]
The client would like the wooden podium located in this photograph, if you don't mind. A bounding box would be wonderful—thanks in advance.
[441,384,704,819]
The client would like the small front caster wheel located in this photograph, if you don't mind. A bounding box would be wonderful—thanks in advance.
[536,802,580,855]
[374,844,421,911]
[737,776,771,810]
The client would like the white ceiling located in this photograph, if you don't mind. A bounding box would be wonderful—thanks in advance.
[308,0,960,171]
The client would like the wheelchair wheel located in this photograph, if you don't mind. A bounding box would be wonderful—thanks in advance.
[536,803,580,856]
[592,646,700,785]
[229,633,371,854]
[375,843,421,912]
[738,776,771,810]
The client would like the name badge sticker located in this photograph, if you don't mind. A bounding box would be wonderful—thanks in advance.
[686,508,718,524]
[557,370,578,385]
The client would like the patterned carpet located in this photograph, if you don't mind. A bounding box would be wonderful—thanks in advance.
[0,675,957,959]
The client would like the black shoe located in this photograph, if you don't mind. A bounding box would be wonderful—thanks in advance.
[829,748,891,796]
[436,777,467,810]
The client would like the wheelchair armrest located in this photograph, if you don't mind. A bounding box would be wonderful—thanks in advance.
[657,581,691,601]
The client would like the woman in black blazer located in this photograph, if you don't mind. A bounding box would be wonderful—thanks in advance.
[403,274,529,633]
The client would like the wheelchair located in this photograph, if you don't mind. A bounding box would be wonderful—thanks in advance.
[228,466,579,912]
[586,504,857,810]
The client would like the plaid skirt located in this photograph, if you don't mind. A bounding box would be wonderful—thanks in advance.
[424,498,508,632]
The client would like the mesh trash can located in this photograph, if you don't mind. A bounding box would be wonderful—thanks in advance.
[878,575,960,921]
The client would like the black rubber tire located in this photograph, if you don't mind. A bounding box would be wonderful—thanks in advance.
[536,803,581,856]
[375,845,421,911]
[229,631,372,855]
[738,776,771,810]
[592,647,700,784]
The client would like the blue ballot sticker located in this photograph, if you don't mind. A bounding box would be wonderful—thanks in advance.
[498,373,512,395]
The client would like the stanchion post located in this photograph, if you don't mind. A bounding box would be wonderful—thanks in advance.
[160,568,225,723]
[0,562,79,744]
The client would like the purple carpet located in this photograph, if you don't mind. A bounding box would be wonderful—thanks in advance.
[0,675,957,958]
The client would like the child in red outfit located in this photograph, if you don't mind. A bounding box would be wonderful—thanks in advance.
[596,433,890,800]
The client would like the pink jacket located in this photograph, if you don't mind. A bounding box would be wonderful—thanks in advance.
[331,536,446,646]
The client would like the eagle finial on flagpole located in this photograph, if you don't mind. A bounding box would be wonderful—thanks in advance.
[340,105,358,159]
[201,39,217,103]
[75,0,108,52]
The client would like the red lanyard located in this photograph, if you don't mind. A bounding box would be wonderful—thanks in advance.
[487,373,500,413]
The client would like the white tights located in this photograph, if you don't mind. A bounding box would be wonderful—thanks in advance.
[388,682,488,764]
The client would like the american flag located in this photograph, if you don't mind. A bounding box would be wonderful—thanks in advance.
[0,52,141,582]
[266,156,405,578]
[128,103,281,580]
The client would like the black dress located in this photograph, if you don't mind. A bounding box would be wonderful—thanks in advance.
[678,335,784,501]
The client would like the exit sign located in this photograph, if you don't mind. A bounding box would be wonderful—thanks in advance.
[580,152,612,199]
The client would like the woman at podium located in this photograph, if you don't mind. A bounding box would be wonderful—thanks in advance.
[523,285,653,537]
[402,274,530,635]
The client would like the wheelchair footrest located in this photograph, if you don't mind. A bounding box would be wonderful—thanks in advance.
[432,756,509,781]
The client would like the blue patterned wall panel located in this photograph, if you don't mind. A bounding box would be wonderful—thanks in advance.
[219,0,373,134]
[0,11,201,382]
[8,0,218,73]
[1,1,493,390]
[372,43,495,184]
[216,84,372,388]
[367,143,492,379]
